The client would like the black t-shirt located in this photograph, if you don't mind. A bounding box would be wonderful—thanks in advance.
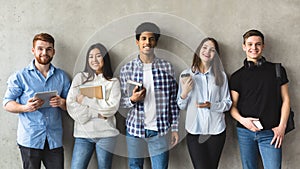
[229,61,289,130]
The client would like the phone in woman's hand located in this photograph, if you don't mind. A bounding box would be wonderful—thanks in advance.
[181,73,191,78]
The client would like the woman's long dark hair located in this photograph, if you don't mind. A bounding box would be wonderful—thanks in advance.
[81,43,113,84]
[192,37,224,86]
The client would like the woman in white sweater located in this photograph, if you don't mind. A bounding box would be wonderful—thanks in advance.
[67,43,121,169]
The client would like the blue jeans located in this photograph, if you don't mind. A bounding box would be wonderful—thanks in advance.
[237,127,282,169]
[126,130,169,169]
[71,137,116,169]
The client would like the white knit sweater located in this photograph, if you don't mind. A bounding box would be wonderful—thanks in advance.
[66,73,120,138]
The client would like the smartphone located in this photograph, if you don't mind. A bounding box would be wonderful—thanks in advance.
[253,120,263,129]
[181,73,190,78]
[137,84,143,91]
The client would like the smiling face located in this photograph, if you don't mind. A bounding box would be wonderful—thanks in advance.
[199,40,216,63]
[136,31,157,58]
[32,40,55,65]
[243,36,264,62]
[88,48,104,74]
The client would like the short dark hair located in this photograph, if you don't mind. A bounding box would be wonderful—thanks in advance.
[135,22,160,41]
[33,33,55,47]
[243,29,264,44]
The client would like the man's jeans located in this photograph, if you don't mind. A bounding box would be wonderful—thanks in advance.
[126,130,169,169]
[237,127,282,169]
[19,141,64,169]
[71,137,116,169]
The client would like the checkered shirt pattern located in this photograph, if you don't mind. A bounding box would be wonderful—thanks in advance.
[120,56,179,138]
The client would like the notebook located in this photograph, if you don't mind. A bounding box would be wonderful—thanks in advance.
[79,85,103,99]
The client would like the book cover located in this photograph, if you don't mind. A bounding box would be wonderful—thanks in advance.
[79,85,104,99]
[126,80,142,97]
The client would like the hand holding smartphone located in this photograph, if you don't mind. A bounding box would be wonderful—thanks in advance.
[181,73,191,78]
[253,120,263,129]
[180,73,191,84]
[196,101,211,109]
[180,73,193,99]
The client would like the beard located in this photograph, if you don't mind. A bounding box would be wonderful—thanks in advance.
[35,55,53,65]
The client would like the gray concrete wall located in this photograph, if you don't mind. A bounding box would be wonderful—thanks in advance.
[0,0,299,168]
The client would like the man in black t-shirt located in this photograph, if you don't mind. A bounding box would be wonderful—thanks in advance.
[229,29,290,169]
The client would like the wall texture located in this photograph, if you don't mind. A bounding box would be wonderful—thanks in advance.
[0,0,299,168]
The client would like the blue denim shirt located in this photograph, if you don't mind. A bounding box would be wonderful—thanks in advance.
[3,60,70,149]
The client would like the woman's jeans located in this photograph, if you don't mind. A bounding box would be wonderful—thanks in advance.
[126,130,169,169]
[71,137,116,169]
[237,127,282,169]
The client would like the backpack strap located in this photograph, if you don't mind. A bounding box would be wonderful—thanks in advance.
[275,63,281,79]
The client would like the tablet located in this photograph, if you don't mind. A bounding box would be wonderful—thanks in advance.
[33,90,58,108]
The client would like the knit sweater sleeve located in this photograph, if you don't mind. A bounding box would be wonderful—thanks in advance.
[66,74,98,124]
[81,78,121,117]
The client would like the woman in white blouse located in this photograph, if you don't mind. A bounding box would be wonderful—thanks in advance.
[67,43,120,169]
[177,37,232,169]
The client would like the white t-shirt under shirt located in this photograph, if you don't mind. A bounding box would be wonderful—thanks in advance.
[143,63,158,131]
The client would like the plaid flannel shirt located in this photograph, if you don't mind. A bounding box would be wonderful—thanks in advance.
[120,56,179,138]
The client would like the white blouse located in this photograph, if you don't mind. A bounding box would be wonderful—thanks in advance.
[177,68,232,135]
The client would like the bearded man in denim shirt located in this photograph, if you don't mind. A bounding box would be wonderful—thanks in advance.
[3,33,70,169]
